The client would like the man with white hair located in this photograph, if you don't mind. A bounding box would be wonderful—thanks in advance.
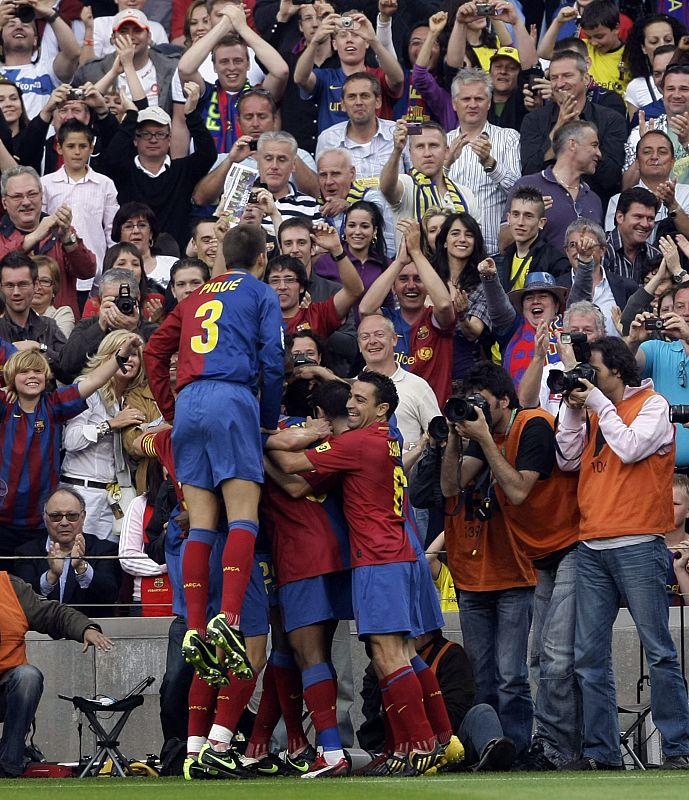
[446,68,521,253]
[317,148,393,256]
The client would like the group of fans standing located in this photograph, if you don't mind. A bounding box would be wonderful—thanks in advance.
[1,0,689,782]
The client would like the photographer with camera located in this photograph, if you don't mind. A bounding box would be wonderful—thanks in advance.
[555,336,689,770]
[626,297,689,469]
[441,360,581,768]
[57,269,157,383]
[0,0,80,118]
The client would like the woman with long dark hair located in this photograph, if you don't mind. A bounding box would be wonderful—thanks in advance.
[433,212,490,378]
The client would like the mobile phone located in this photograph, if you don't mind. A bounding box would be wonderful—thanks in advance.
[248,139,258,152]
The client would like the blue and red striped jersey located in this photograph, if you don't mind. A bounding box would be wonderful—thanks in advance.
[0,384,86,529]
[144,269,284,429]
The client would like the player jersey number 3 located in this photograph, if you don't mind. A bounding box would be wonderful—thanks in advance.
[191,300,223,354]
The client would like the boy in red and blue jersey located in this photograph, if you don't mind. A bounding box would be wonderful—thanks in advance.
[144,224,284,686]
[270,372,442,777]
[0,335,141,565]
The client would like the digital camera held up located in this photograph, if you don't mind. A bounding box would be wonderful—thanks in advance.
[115,284,136,316]
[444,394,492,427]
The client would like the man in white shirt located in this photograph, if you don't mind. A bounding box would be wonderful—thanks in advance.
[92,0,169,58]
[357,312,441,451]
[316,72,411,180]
[446,68,521,253]
[0,1,80,118]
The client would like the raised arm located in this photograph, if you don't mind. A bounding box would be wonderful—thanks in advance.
[225,5,289,101]
[477,257,517,333]
[77,334,143,399]
[359,254,406,317]
[310,223,364,317]
[400,219,455,329]
[178,14,232,88]
[380,119,408,206]
[294,14,339,93]
[38,2,80,82]
[537,6,578,60]
[350,12,403,96]
[518,320,549,408]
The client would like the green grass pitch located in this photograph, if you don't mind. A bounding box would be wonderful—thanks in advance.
[1,772,689,799]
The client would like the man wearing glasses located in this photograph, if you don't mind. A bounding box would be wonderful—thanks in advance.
[0,252,66,377]
[13,488,121,619]
[0,166,96,319]
[99,83,216,252]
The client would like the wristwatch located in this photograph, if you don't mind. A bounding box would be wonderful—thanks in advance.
[62,232,78,247]
[96,420,112,440]
[673,269,689,284]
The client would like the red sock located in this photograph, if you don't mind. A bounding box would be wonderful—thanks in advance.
[303,678,338,737]
[182,533,214,632]
[246,662,281,759]
[215,672,258,734]
[188,674,218,739]
[272,652,308,754]
[383,667,436,752]
[220,521,258,626]
[411,656,453,744]
[381,695,395,753]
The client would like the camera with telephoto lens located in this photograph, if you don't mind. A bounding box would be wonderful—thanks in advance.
[292,353,318,368]
[114,284,135,316]
[444,394,492,427]
[644,317,665,330]
[547,331,596,394]
[427,415,449,442]
[670,405,689,424]
[14,4,36,23]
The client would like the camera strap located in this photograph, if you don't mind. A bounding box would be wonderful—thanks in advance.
[552,404,590,463]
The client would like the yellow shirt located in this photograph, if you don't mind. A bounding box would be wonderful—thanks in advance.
[585,42,628,96]
[472,45,497,72]
[433,563,459,613]
[509,254,533,292]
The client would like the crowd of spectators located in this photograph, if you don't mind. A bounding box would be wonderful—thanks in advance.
[1,0,689,781]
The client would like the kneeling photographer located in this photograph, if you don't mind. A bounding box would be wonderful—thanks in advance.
[440,362,580,768]
[626,294,689,470]
[555,336,689,770]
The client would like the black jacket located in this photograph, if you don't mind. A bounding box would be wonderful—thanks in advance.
[498,235,571,293]
[13,535,121,619]
[520,100,627,206]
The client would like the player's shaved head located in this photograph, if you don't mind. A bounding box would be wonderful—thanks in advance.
[222,224,267,271]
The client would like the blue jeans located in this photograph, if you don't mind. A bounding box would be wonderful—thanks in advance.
[0,664,43,775]
[458,587,534,754]
[530,547,581,766]
[459,703,506,765]
[576,538,689,765]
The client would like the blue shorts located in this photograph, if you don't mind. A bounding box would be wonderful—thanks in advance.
[241,552,271,637]
[352,562,416,639]
[410,557,444,637]
[173,380,263,490]
[278,571,353,633]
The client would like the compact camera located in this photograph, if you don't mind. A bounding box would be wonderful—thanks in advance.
[292,354,318,368]
[644,317,665,330]
[14,4,36,23]
[339,15,354,28]
[476,3,497,16]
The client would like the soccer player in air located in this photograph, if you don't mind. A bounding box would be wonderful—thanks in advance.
[270,372,444,777]
[144,224,284,685]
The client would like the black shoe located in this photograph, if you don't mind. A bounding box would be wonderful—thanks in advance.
[566,757,623,771]
[661,755,689,770]
[475,737,517,772]
[512,741,557,772]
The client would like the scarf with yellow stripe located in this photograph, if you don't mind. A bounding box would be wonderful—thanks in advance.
[409,168,467,220]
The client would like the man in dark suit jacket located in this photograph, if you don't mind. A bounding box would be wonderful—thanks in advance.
[555,218,638,336]
[13,488,121,619]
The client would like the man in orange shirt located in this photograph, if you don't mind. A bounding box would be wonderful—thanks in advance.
[0,572,111,777]
[556,336,689,770]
